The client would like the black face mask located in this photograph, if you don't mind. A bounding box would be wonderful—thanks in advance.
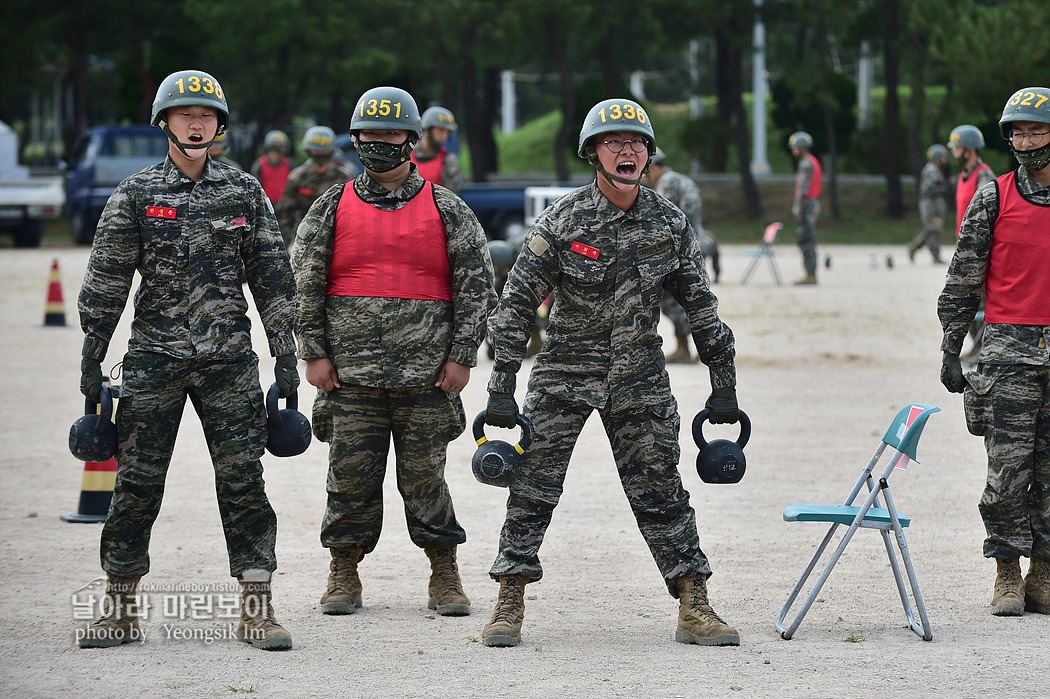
[1012,142,1050,171]
[356,138,413,173]
[311,154,332,166]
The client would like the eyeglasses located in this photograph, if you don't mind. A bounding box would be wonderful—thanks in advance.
[601,137,648,153]
[1009,130,1050,145]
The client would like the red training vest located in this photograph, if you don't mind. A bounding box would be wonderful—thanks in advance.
[794,154,822,200]
[257,157,291,203]
[326,181,453,301]
[983,171,1050,325]
[956,161,992,236]
[411,147,446,186]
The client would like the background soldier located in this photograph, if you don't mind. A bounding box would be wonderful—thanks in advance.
[293,86,496,621]
[789,130,822,285]
[251,129,292,205]
[938,87,1050,618]
[909,143,950,264]
[947,124,995,236]
[77,69,299,651]
[644,147,720,363]
[207,131,240,169]
[276,125,357,248]
[411,105,463,194]
[482,98,741,649]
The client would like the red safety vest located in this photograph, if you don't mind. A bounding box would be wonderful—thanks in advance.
[794,154,822,200]
[411,148,446,186]
[956,161,992,236]
[257,157,291,203]
[983,171,1050,325]
[326,181,452,301]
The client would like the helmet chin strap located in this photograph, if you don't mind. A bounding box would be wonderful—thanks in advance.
[159,120,220,157]
[587,150,651,187]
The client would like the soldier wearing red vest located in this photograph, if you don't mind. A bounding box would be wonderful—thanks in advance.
[947,124,995,236]
[292,86,497,622]
[789,131,822,285]
[411,106,463,194]
[938,87,1050,619]
[250,130,292,204]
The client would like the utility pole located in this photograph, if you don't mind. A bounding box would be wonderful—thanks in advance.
[751,0,771,176]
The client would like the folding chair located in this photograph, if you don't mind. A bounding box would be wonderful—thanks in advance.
[740,222,783,285]
[776,403,940,641]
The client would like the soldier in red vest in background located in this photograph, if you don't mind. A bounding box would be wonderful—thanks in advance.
[411,106,463,194]
[947,124,995,237]
[251,129,292,205]
[789,131,822,285]
[292,86,496,623]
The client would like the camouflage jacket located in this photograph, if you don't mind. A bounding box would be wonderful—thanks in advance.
[293,167,496,388]
[78,155,297,362]
[276,160,358,240]
[654,168,703,232]
[487,181,736,412]
[412,146,463,194]
[918,160,948,215]
[938,165,1050,364]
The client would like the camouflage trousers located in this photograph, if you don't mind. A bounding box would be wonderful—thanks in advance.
[102,350,276,578]
[489,392,712,596]
[964,363,1050,559]
[320,385,467,553]
[795,199,820,275]
[911,200,945,259]
[660,291,691,338]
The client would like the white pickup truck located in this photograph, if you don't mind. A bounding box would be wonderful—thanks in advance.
[0,121,65,248]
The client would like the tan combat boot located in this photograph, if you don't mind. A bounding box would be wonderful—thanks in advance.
[665,336,696,364]
[425,546,471,616]
[78,575,142,648]
[991,557,1025,616]
[1024,556,1050,614]
[482,574,529,647]
[673,573,740,646]
[320,546,363,614]
[238,569,292,650]
[793,273,818,286]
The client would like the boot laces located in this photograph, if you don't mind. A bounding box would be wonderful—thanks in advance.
[433,549,464,595]
[685,575,727,625]
[491,578,524,624]
[330,551,359,593]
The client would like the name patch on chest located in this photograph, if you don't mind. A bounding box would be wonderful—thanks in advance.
[637,239,672,258]
[570,241,600,259]
[146,206,176,219]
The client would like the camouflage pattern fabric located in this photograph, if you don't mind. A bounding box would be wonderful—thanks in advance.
[413,147,463,194]
[320,385,467,550]
[102,351,277,577]
[911,159,950,258]
[938,165,1050,560]
[651,168,718,257]
[486,181,735,595]
[661,291,691,337]
[793,156,820,275]
[276,160,358,247]
[489,392,711,593]
[78,154,296,578]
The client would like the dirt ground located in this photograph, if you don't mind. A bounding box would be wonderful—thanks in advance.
[1,241,1047,699]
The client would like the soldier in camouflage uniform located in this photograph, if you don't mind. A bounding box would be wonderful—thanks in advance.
[789,131,822,285]
[481,98,741,648]
[276,125,357,248]
[410,106,463,194]
[938,87,1050,618]
[76,70,299,651]
[293,87,496,620]
[909,144,950,264]
[208,131,241,169]
[644,148,721,364]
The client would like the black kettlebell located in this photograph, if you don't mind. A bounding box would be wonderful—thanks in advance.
[69,385,118,462]
[265,383,312,457]
[692,408,751,484]
[471,411,534,487]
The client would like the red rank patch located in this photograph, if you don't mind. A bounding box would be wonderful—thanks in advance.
[230,216,247,227]
[298,187,315,196]
[570,241,599,259]
[146,206,176,219]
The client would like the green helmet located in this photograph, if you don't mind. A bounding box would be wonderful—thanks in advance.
[302,125,336,154]
[577,98,655,159]
[487,240,517,278]
[151,69,230,131]
[947,125,984,150]
[926,143,947,161]
[421,106,457,132]
[788,131,813,150]
[350,86,422,139]
[998,87,1050,138]
[264,130,289,152]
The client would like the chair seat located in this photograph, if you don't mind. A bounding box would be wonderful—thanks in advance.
[784,504,910,527]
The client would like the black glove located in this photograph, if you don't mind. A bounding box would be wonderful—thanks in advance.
[940,351,966,394]
[80,358,103,403]
[485,391,519,429]
[275,354,300,398]
[705,386,739,424]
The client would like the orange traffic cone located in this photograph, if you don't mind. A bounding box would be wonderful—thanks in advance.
[61,456,117,523]
[43,258,66,327]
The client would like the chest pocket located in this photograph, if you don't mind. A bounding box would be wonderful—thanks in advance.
[637,245,680,309]
[559,246,613,307]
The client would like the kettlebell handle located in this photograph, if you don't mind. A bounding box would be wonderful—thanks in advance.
[83,385,114,436]
[266,382,298,430]
[471,411,534,453]
[692,408,750,450]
